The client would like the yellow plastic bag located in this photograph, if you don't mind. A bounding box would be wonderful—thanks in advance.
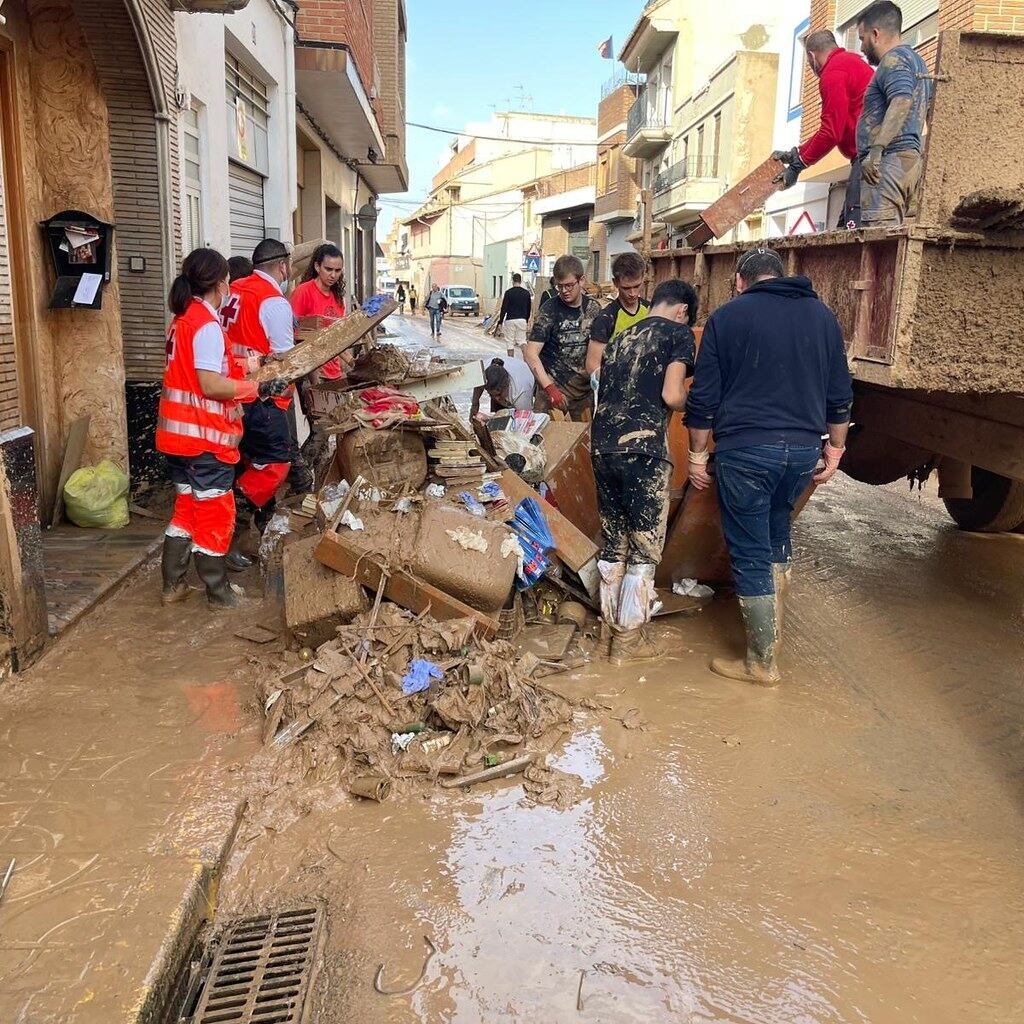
[63,460,130,529]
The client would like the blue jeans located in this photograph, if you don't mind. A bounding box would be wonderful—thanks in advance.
[715,443,820,598]
[429,308,443,336]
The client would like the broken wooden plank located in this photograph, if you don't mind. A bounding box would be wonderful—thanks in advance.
[686,156,783,247]
[313,530,500,637]
[50,416,90,528]
[251,298,398,386]
[499,469,598,572]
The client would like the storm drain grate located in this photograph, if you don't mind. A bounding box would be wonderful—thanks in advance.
[188,905,323,1024]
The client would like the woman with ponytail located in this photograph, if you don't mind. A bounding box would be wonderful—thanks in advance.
[290,243,347,380]
[157,248,288,609]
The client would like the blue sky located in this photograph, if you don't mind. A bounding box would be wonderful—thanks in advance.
[377,0,642,235]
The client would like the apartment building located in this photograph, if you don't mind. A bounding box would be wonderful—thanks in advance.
[401,112,597,305]
[619,0,807,246]
[590,71,644,283]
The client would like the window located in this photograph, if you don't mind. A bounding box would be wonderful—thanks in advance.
[838,1,938,52]
[608,147,620,186]
[183,105,204,251]
[788,18,810,121]
[225,52,270,174]
[696,125,705,168]
[712,112,721,177]
[597,152,610,195]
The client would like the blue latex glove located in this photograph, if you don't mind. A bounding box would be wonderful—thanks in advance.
[401,658,443,695]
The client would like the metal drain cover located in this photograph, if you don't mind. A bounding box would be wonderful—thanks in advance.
[188,905,324,1024]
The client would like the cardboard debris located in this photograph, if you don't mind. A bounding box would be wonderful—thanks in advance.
[284,534,368,648]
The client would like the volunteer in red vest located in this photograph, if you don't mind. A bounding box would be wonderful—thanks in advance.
[222,238,296,531]
[157,248,288,608]
[291,243,347,381]
[771,29,874,228]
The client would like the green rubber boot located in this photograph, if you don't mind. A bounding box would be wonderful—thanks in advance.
[710,594,781,686]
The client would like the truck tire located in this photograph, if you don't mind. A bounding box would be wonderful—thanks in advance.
[942,467,1024,532]
[840,425,931,485]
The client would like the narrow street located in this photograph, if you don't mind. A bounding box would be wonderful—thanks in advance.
[208,318,1024,1023]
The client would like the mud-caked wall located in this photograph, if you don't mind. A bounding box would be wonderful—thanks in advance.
[3,0,129,494]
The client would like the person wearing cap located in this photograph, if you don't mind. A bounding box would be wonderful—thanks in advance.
[221,238,297,533]
[469,356,536,419]
[685,247,853,687]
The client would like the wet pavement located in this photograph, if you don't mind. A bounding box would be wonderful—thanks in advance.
[217,321,1024,1023]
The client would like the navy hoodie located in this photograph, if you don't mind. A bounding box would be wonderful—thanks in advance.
[685,276,853,452]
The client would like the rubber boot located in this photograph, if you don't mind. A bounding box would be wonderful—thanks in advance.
[193,552,244,609]
[710,595,781,686]
[597,560,626,658]
[253,498,277,535]
[772,562,791,636]
[225,537,253,573]
[160,534,193,605]
[609,625,662,668]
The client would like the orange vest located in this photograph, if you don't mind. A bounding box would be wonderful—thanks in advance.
[223,272,293,409]
[156,299,243,463]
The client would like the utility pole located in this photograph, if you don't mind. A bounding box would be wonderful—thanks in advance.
[640,187,653,300]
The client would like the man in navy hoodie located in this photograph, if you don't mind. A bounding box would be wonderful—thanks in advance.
[685,247,853,685]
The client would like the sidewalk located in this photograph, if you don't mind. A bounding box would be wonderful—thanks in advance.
[0,557,260,1023]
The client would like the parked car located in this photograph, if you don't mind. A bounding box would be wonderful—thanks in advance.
[441,285,480,317]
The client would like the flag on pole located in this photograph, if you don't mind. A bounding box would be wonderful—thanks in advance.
[597,36,613,59]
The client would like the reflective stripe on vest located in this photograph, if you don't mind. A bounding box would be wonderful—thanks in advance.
[162,386,242,421]
[157,416,241,450]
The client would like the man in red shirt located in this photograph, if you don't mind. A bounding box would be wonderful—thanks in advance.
[773,30,874,228]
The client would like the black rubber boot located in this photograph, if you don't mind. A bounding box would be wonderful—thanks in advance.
[160,535,193,605]
[193,552,244,609]
[253,498,277,535]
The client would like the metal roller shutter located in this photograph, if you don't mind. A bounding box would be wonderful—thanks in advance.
[0,140,19,430]
[228,162,266,259]
[835,0,937,29]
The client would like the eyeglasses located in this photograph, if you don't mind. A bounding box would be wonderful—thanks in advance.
[554,279,580,292]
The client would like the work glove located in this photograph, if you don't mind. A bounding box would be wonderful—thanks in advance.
[543,382,568,412]
[771,146,801,166]
[232,379,260,403]
[861,146,884,187]
[813,442,845,485]
[688,448,713,491]
[258,377,291,400]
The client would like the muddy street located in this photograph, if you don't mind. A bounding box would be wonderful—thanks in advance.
[215,320,1024,1024]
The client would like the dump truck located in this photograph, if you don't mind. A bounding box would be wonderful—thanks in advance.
[652,30,1024,533]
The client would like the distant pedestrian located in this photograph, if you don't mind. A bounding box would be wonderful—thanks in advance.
[588,251,649,359]
[228,255,252,283]
[409,284,418,314]
[540,277,558,305]
[685,247,853,686]
[772,29,873,228]
[590,279,696,665]
[855,1,933,226]
[497,273,532,355]
[396,282,406,314]
[425,285,447,340]
[524,255,601,421]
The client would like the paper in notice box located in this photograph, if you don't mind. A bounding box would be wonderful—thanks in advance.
[72,273,102,307]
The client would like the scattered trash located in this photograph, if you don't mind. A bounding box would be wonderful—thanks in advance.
[457,491,487,517]
[722,734,742,747]
[348,775,391,802]
[394,497,414,513]
[425,483,445,498]
[392,731,417,753]
[521,763,584,811]
[401,658,444,695]
[440,752,535,789]
[446,527,488,553]
[373,934,438,996]
[339,510,365,531]
[673,578,715,599]
[318,481,350,520]
[63,459,130,529]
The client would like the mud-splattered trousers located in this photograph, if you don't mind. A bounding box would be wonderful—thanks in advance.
[236,398,293,509]
[715,442,820,598]
[861,151,923,228]
[593,454,672,565]
[166,452,236,556]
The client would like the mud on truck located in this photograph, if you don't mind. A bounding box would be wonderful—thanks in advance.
[652,30,1024,533]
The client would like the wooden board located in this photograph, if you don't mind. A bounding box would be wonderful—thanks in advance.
[314,530,499,637]
[687,157,783,246]
[655,482,733,588]
[499,469,599,572]
[49,416,90,528]
[251,298,398,385]
[540,422,601,545]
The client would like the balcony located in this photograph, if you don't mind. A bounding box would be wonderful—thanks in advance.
[651,157,722,225]
[623,89,673,159]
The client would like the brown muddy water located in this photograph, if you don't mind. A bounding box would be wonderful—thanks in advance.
[219,475,1024,1023]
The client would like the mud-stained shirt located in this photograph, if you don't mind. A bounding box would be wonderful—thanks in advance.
[590,297,650,344]
[857,44,932,159]
[592,316,696,461]
[528,295,602,388]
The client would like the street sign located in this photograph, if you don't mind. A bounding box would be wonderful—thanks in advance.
[523,253,541,273]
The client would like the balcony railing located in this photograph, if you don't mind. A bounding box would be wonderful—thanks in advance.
[601,69,645,99]
[626,87,671,140]
[652,157,719,195]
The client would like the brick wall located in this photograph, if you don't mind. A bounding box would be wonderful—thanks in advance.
[598,83,637,135]
[371,0,406,170]
[296,0,375,100]
[973,0,1024,29]
[534,162,596,199]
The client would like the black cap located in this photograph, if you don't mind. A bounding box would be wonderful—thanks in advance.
[252,238,290,267]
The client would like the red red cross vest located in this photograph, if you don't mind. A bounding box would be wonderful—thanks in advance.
[156,299,243,463]
[223,272,293,410]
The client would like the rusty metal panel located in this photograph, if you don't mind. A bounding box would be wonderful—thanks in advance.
[688,157,782,245]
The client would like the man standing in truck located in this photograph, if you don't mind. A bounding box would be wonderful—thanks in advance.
[855,1,933,226]
[686,247,852,687]
[772,30,873,228]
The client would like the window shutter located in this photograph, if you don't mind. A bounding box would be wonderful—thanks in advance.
[835,0,937,29]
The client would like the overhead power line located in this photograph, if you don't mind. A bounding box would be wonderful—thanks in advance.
[407,120,599,147]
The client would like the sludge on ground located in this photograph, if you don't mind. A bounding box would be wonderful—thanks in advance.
[216,464,1024,1024]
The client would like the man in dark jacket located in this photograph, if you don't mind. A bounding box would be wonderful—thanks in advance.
[685,247,853,686]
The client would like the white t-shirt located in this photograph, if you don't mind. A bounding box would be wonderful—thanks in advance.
[502,357,536,411]
[193,300,229,373]
[255,269,295,354]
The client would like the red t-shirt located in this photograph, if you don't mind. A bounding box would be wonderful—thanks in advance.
[290,279,346,380]
[799,48,875,166]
